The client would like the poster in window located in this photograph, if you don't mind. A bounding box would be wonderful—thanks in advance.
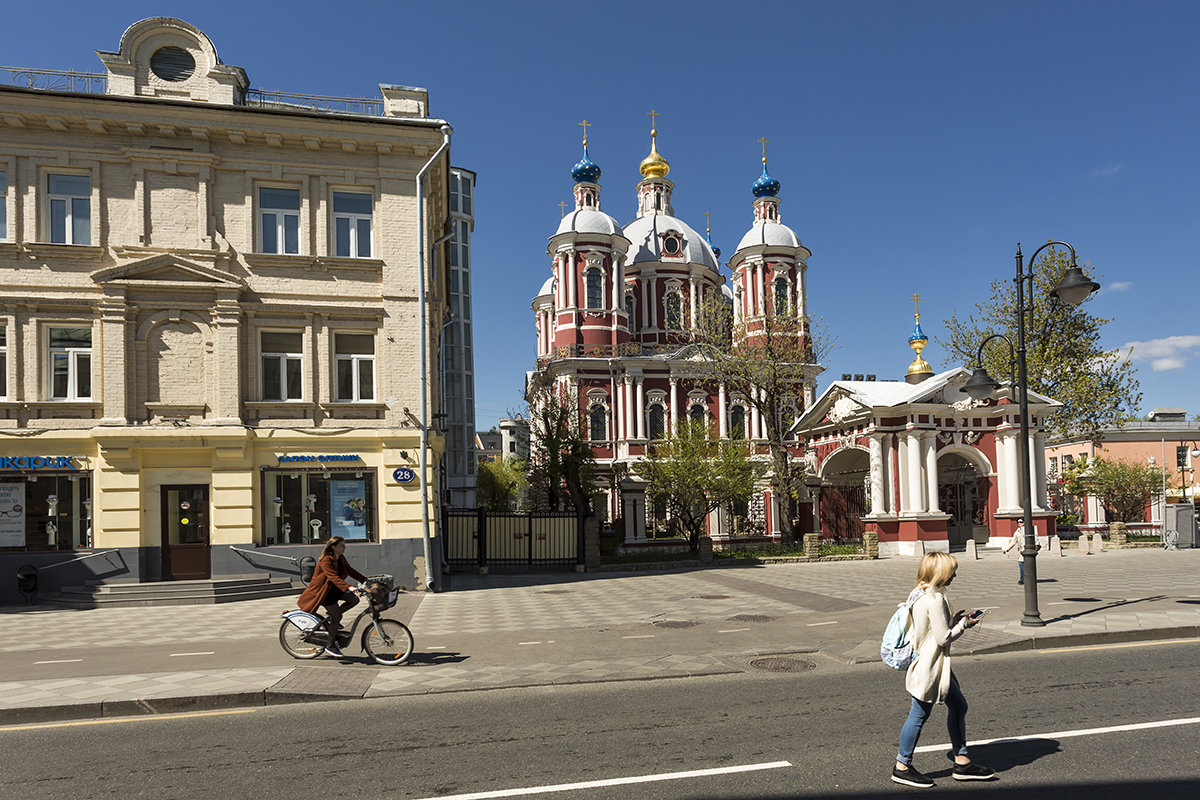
[330,480,368,540]
[0,483,26,547]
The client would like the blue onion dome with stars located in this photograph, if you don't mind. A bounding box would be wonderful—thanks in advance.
[572,143,601,183]
[909,317,927,344]
[751,161,780,198]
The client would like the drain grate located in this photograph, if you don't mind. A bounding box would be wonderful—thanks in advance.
[728,614,777,623]
[749,656,815,673]
[652,619,700,629]
[691,594,731,600]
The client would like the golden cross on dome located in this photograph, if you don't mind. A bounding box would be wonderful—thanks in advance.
[647,108,660,133]
[558,201,568,218]
[758,136,770,162]
[703,211,713,235]
[911,293,922,318]
[578,119,591,145]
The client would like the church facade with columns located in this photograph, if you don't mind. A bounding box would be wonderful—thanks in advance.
[529,121,818,540]
[790,307,1060,555]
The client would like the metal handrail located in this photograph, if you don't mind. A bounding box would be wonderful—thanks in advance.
[242,88,383,116]
[0,66,107,94]
[228,545,300,566]
[38,549,120,571]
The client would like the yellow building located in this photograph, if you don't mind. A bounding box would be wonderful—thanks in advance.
[0,18,453,602]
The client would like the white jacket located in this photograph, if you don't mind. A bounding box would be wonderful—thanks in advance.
[904,589,967,703]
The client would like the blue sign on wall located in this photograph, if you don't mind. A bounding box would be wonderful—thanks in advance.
[392,467,416,484]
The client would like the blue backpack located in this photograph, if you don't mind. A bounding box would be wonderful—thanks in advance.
[880,592,921,670]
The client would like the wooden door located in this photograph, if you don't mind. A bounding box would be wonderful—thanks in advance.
[161,485,211,580]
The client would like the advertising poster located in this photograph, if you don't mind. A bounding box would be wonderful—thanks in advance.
[330,480,368,540]
[0,483,26,547]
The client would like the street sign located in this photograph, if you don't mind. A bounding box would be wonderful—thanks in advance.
[393,467,416,484]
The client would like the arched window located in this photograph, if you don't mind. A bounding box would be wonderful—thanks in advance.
[589,405,607,441]
[774,277,789,315]
[585,268,604,309]
[648,405,666,440]
[689,403,706,425]
[664,292,682,331]
[729,406,745,440]
[625,293,636,331]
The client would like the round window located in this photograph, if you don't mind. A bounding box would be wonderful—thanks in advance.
[150,46,196,82]
[663,236,680,255]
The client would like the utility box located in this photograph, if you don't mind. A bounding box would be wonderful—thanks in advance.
[1167,503,1198,548]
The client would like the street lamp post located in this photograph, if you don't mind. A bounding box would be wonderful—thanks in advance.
[963,241,1099,628]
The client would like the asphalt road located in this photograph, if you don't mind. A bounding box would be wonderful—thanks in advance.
[4,639,1199,799]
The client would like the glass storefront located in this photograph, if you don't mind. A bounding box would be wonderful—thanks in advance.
[0,472,93,551]
[263,469,376,544]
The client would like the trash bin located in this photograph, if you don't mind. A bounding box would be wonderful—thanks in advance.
[1169,503,1198,548]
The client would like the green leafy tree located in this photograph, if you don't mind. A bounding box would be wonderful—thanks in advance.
[691,295,832,543]
[476,457,527,511]
[1061,456,1163,523]
[524,374,598,516]
[939,245,1140,439]
[633,417,768,551]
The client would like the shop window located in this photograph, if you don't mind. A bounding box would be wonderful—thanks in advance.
[47,173,91,245]
[48,327,92,400]
[333,191,372,258]
[264,469,376,545]
[259,187,300,254]
[335,333,375,401]
[0,471,93,551]
[260,330,303,401]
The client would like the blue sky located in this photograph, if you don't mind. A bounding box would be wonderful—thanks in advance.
[7,1,1197,429]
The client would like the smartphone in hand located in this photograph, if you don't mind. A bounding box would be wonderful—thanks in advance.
[968,609,988,619]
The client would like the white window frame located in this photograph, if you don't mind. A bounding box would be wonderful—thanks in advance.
[46,173,92,246]
[332,191,373,258]
[334,332,376,402]
[258,186,301,255]
[47,326,92,401]
[259,330,304,401]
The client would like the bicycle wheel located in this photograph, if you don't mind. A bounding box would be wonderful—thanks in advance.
[279,618,326,659]
[361,618,414,665]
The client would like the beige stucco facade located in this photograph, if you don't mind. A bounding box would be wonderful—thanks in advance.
[0,18,453,601]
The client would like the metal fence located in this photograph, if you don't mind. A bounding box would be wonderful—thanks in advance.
[1,66,107,94]
[443,508,583,570]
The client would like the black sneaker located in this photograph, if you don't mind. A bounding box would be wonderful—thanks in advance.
[953,762,996,781]
[892,765,935,788]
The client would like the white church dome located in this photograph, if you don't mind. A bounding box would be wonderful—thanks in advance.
[735,219,803,251]
[623,214,719,269]
[554,208,623,237]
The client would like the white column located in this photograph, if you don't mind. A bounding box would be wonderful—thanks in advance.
[669,377,678,435]
[869,435,885,515]
[907,431,924,513]
[925,432,940,513]
[718,382,728,438]
[622,377,632,441]
[635,377,645,440]
[995,430,1014,511]
[882,433,895,514]
[750,392,760,441]
[642,277,651,329]
[563,252,573,308]
[1032,432,1048,510]
[689,278,697,328]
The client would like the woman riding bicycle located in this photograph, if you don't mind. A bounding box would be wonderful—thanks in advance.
[296,536,367,657]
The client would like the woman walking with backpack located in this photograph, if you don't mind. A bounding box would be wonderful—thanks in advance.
[892,552,995,788]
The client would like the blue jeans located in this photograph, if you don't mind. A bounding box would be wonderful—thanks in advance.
[897,675,969,765]
[1019,559,1025,582]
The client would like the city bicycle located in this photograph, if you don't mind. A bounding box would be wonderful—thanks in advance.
[279,573,414,665]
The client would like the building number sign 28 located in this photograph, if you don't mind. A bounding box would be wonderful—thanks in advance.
[392,467,416,484]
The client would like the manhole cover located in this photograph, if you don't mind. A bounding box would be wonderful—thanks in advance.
[728,614,777,623]
[749,656,815,673]
[652,619,700,629]
[692,594,731,600]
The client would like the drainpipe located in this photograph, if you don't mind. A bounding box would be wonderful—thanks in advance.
[416,124,452,591]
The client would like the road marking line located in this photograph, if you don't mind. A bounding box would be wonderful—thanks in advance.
[168,652,215,657]
[1037,638,1200,654]
[1,708,258,732]
[718,628,750,634]
[426,645,447,650]
[34,659,82,664]
[916,716,1200,753]
[518,642,542,646]
[406,760,793,800]
[622,635,655,639]
[807,621,838,627]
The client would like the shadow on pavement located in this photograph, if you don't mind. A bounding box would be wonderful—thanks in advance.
[1045,595,1166,624]
[406,651,469,666]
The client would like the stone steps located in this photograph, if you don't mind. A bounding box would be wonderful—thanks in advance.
[42,575,302,608]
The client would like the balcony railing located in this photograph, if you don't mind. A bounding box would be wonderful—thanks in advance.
[0,66,107,94]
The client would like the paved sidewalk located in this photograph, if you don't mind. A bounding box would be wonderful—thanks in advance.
[2,547,1198,724]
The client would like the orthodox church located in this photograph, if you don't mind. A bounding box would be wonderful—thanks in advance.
[528,121,1059,554]
[529,121,816,539]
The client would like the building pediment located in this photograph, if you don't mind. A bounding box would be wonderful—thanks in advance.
[92,254,246,291]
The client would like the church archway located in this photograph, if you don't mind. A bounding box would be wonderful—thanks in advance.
[819,446,869,540]
[937,453,989,546]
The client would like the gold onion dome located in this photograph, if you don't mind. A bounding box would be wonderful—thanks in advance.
[639,129,671,178]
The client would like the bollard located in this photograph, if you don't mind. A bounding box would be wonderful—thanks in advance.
[803,533,819,559]
[299,556,316,585]
[16,565,38,603]
[1049,535,1062,556]
[1078,533,1091,555]
[1092,532,1105,553]
[964,538,978,560]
